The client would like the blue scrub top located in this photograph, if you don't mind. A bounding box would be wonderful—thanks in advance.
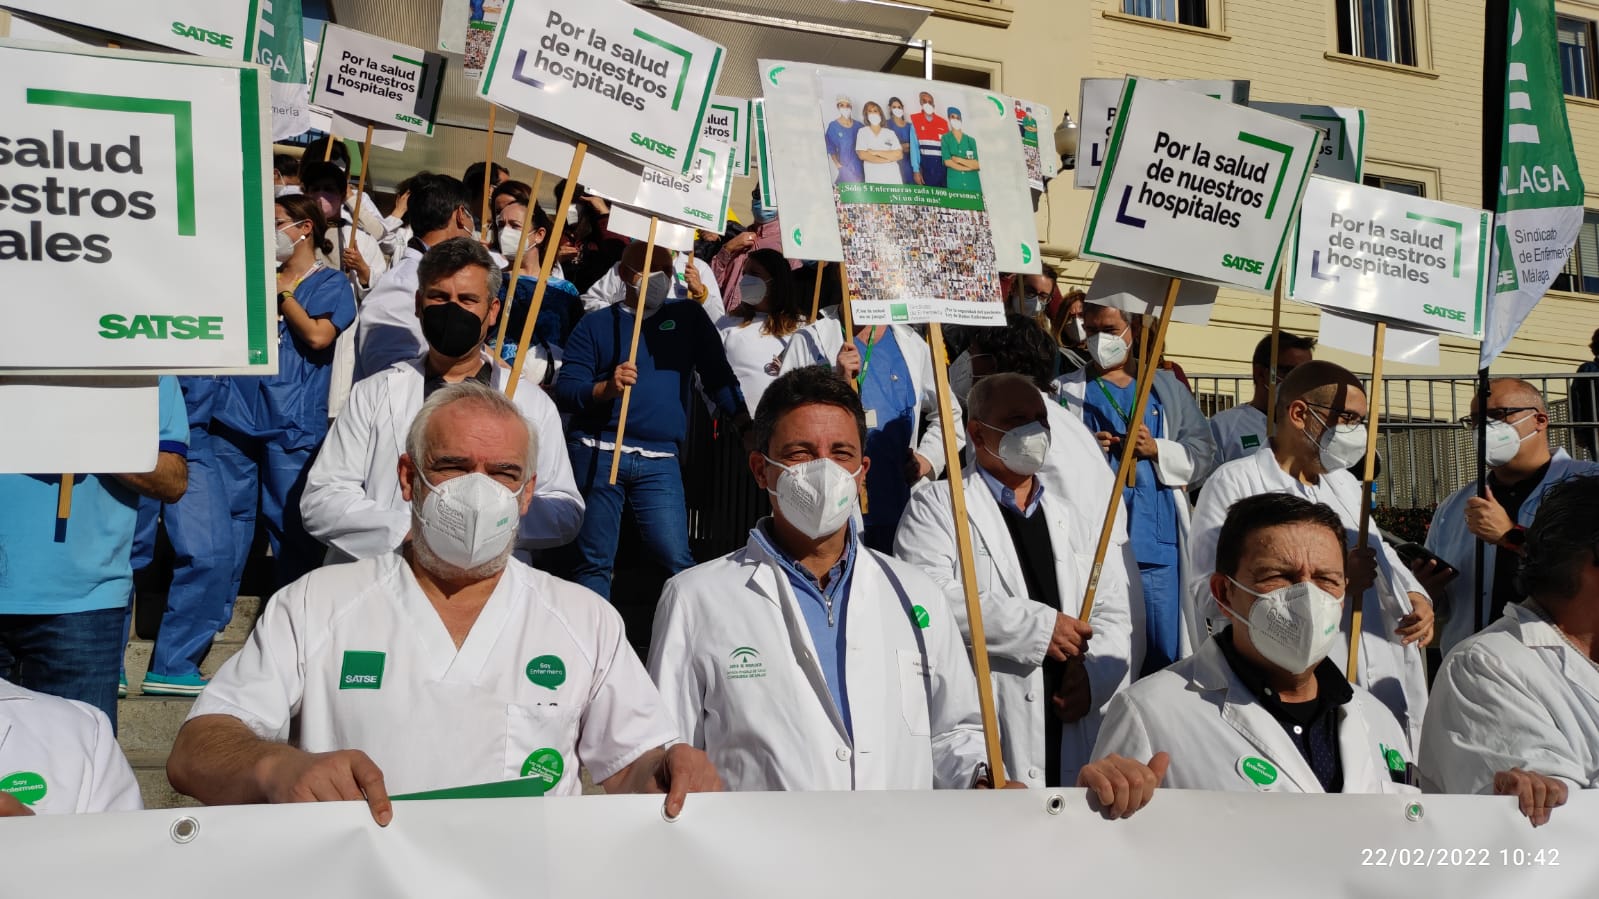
[888,119,922,183]
[1081,377,1179,566]
[218,266,356,449]
[0,376,189,615]
[825,119,864,184]
[858,328,916,543]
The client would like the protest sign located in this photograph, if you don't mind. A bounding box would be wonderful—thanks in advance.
[608,202,695,252]
[480,0,725,176]
[507,116,643,201]
[1080,76,1318,294]
[753,97,778,206]
[1319,309,1441,366]
[326,110,407,152]
[310,24,446,136]
[0,40,274,374]
[1290,176,1491,338]
[1086,263,1217,325]
[1250,103,1365,183]
[761,61,1038,325]
[1014,97,1057,190]
[0,376,157,472]
[702,95,752,176]
[1076,77,1249,189]
[438,0,504,78]
[0,0,258,61]
[632,137,734,232]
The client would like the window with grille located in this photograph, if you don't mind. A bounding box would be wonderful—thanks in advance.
[1559,16,1597,99]
[1122,0,1208,28]
[1336,0,1418,67]
[1554,210,1599,295]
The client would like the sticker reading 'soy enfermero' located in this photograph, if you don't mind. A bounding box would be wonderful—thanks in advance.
[478,0,725,176]
[1080,76,1319,294]
[0,41,275,375]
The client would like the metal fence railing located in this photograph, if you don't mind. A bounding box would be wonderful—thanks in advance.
[1187,372,1599,509]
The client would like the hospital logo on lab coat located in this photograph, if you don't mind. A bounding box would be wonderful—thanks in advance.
[338,651,386,690]
[726,646,767,680]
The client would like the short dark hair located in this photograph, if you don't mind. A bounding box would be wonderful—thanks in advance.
[1518,475,1599,605]
[492,179,532,209]
[298,137,351,180]
[753,366,868,455]
[969,313,1057,390]
[407,173,471,236]
[463,161,509,190]
[273,153,300,178]
[1215,493,1347,577]
[1252,331,1317,369]
[298,161,348,198]
[417,236,502,300]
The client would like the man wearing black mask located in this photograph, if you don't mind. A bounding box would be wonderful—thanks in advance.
[303,238,583,564]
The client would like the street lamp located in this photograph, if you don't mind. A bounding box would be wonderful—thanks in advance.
[1054,110,1079,170]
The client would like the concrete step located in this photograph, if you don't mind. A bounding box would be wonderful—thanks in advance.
[117,696,196,755]
[125,750,198,811]
[123,639,245,691]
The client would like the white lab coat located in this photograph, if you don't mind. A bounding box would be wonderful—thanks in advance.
[1186,448,1430,749]
[647,531,988,791]
[353,247,424,383]
[1208,403,1268,466]
[894,466,1136,787]
[190,553,678,796]
[301,352,584,561]
[1425,450,1599,654]
[581,255,726,322]
[778,322,965,477]
[1420,602,1599,795]
[0,678,142,814]
[1092,636,1418,793]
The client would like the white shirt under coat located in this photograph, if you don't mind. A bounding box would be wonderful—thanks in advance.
[716,312,796,413]
[1092,636,1417,794]
[1186,448,1430,750]
[1420,601,1599,795]
[189,554,678,796]
[894,464,1136,787]
[0,679,142,814]
[301,352,584,561]
[647,531,988,791]
[1208,403,1268,466]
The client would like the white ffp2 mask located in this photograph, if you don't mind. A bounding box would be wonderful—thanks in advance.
[765,456,860,540]
[1483,415,1535,468]
[1220,577,1344,674]
[979,420,1051,477]
[415,472,524,571]
[1306,407,1367,473]
[1086,328,1129,370]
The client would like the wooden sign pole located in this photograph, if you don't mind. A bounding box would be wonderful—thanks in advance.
[809,261,826,322]
[609,217,660,485]
[1078,279,1181,621]
[1346,321,1387,684]
[505,145,587,401]
[837,264,868,514]
[479,106,498,244]
[927,321,1008,787]
[343,124,375,266]
[1265,276,1285,438]
[491,168,546,357]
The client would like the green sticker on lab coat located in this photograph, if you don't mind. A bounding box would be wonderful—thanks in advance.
[1239,756,1278,787]
[1,771,46,806]
[526,655,566,689]
[912,605,931,628]
[520,748,565,792]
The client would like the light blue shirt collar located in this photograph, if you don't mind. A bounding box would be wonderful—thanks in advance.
[977,466,1044,517]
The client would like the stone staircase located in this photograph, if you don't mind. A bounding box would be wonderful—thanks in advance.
[118,595,260,809]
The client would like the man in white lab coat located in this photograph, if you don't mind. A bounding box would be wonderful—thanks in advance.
[0,677,142,816]
[1186,361,1433,750]
[302,238,583,562]
[1421,474,1599,827]
[648,367,1163,812]
[169,382,719,822]
[1421,378,1599,654]
[1095,493,1417,794]
[896,373,1136,788]
[1207,331,1315,465]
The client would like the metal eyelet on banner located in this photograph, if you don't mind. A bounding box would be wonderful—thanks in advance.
[1046,794,1066,815]
[1405,802,1424,823]
[170,816,200,844]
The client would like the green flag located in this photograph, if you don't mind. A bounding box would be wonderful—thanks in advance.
[1483,0,1586,365]
[257,0,309,140]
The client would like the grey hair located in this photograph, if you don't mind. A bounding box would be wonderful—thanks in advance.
[967,371,1037,425]
[405,380,537,484]
[416,236,504,302]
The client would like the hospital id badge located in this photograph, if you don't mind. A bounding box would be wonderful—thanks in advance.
[865,408,879,429]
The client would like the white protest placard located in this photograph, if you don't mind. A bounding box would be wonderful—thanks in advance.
[1250,102,1366,183]
[506,115,646,204]
[310,24,446,136]
[0,376,157,472]
[1081,76,1318,294]
[1290,176,1491,338]
[1076,77,1249,189]
[607,202,695,253]
[632,138,734,232]
[1318,309,1441,366]
[701,95,751,176]
[480,0,725,176]
[327,110,408,152]
[753,97,778,207]
[1,0,257,60]
[0,41,274,374]
[1086,263,1218,325]
[1014,97,1057,190]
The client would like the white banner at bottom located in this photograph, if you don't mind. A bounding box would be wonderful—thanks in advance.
[3,789,1595,897]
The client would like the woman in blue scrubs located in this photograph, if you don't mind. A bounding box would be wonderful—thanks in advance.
[214,193,357,592]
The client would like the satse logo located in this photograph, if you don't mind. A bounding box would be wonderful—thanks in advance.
[171,22,234,49]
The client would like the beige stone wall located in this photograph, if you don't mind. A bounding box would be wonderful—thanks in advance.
[914,0,1599,383]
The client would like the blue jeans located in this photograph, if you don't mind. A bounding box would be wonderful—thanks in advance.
[0,606,126,729]
[562,440,695,599]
